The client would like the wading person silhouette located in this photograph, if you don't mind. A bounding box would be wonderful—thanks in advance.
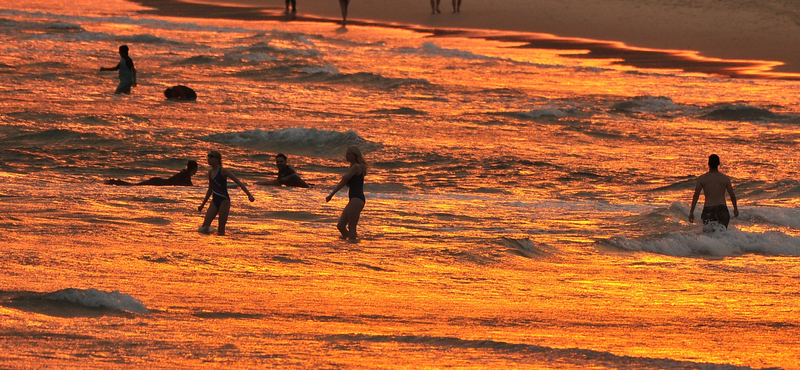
[689,154,739,232]
[325,146,367,240]
[198,151,255,236]
[100,45,137,94]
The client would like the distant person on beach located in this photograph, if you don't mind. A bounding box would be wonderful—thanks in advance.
[100,45,137,94]
[689,154,739,232]
[452,0,461,13]
[104,160,198,186]
[325,145,367,240]
[256,153,309,188]
[164,85,197,101]
[430,0,441,14]
[339,0,349,26]
[285,0,296,13]
[198,150,255,236]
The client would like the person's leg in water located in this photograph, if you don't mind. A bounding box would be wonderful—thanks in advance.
[285,0,296,13]
[115,83,132,95]
[430,0,441,14]
[701,205,730,232]
[452,0,461,12]
[336,198,364,239]
[339,0,349,26]
[200,201,220,234]
[216,199,231,236]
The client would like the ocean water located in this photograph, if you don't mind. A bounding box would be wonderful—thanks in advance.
[1,0,800,368]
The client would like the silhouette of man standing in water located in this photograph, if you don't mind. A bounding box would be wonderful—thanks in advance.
[100,45,137,94]
[689,154,739,232]
[285,0,296,13]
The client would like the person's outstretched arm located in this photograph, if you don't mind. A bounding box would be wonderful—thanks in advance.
[224,169,255,202]
[326,164,360,202]
[280,172,309,188]
[100,62,121,71]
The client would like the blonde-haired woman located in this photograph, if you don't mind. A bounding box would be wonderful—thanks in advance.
[326,145,367,240]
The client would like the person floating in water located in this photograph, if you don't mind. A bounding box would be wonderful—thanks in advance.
[689,154,739,232]
[452,0,461,13]
[100,45,137,94]
[285,0,296,13]
[164,85,197,101]
[325,145,367,240]
[430,0,441,14]
[198,151,255,236]
[104,160,198,186]
[339,0,349,26]
[256,153,309,188]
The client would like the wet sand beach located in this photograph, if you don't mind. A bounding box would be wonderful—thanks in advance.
[132,0,800,77]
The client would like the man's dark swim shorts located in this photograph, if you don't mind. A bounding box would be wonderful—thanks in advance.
[701,204,730,231]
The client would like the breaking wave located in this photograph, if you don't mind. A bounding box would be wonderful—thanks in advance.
[606,228,800,257]
[44,288,149,313]
[611,96,688,115]
[701,104,778,121]
[326,334,765,369]
[200,127,379,158]
[298,71,430,89]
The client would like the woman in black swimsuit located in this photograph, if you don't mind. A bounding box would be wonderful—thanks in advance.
[198,150,255,236]
[326,145,367,240]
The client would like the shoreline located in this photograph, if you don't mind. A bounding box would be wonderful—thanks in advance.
[127,0,800,79]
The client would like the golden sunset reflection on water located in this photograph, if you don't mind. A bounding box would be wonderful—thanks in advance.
[1,0,800,368]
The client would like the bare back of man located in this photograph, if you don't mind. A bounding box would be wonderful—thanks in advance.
[695,171,733,207]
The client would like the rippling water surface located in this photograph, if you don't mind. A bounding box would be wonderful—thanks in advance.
[1,0,800,368]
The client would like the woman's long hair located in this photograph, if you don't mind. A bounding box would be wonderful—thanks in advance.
[347,145,367,176]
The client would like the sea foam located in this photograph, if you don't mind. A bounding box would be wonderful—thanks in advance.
[401,42,565,69]
[327,334,763,369]
[201,127,377,157]
[611,96,688,115]
[608,228,800,257]
[298,71,430,89]
[701,104,778,121]
[743,206,800,228]
[505,107,571,119]
[44,288,149,314]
